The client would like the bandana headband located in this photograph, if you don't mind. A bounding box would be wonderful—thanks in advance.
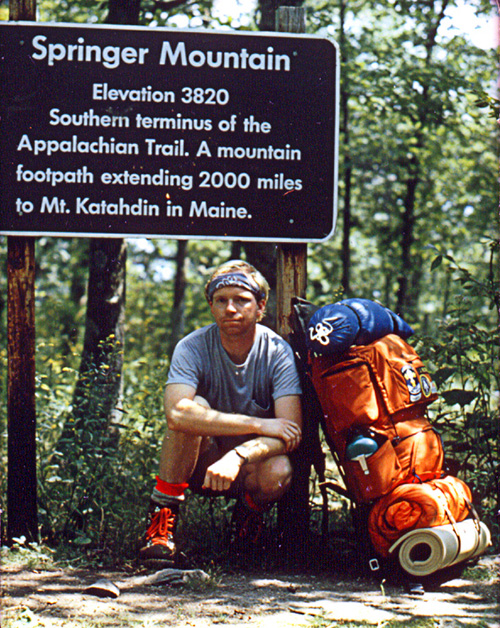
[207,272,265,302]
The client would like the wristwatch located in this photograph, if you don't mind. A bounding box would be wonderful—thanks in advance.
[233,445,249,463]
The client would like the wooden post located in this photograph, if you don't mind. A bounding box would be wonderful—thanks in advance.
[9,0,36,20]
[275,7,307,337]
[276,244,307,335]
[275,7,310,562]
[7,0,38,543]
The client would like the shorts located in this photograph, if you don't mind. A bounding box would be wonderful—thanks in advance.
[188,436,247,498]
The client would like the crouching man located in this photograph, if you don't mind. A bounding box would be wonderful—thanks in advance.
[140,260,302,560]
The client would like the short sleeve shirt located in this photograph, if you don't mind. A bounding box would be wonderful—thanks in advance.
[166,323,301,419]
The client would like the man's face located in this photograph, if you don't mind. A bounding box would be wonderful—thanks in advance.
[210,285,265,337]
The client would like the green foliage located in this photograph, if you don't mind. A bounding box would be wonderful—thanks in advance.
[1,537,56,570]
[33,339,167,563]
[416,237,499,538]
[36,0,254,30]
[177,494,235,567]
[306,0,497,318]
[38,0,108,23]
[35,238,89,369]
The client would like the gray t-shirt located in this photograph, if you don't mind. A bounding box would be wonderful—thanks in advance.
[167,323,301,419]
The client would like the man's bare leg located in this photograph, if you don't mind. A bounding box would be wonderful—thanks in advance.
[158,394,212,483]
[242,455,293,506]
[140,397,210,560]
[158,428,204,483]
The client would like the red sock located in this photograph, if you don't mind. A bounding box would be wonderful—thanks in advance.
[244,491,265,513]
[155,476,189,498]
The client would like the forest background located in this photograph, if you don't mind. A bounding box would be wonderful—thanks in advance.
[0,0,498,569]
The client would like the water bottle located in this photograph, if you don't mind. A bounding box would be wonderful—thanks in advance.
[345,431,379,475]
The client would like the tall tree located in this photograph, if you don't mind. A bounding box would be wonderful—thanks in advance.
[168,240,188,356]
[57,0,137,453]
[308,0,496,322]
[58,239,126,452]
[394,0,451,314]
[339,0,353,296]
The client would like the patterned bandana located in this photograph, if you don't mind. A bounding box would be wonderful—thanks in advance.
[207,272,265,302]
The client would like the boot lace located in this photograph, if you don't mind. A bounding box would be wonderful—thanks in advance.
[146,507,176,542]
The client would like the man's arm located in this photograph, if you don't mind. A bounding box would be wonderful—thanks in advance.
[164,385,302,450]
[225,394,302,461]
[201,395,302,491]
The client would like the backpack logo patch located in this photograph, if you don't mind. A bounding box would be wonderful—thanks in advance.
[401,364,422,402]
[420,373,433,397]
[309,316,340,347]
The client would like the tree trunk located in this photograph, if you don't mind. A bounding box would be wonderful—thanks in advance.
[339,0,352,296]
[396,1,448,316]
[75,238,126,419]
[168,240,188,356]
[105,0,141,24]
[58,239,126,452]
[396,172,418,316]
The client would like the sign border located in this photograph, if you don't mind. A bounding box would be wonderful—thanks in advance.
[0,21,339,243]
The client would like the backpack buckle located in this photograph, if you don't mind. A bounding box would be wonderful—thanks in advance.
[369,558,380,571]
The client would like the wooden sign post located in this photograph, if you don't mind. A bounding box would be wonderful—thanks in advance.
[7,0,38,543]
[275,6,308,337]
[275,7,312,559]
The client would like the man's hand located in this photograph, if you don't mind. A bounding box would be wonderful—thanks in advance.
[258,418,302,453]
[202,450,244,492]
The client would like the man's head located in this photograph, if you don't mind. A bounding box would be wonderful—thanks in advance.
[205,260,269,322]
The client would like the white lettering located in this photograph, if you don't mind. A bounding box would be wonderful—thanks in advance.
[158,41,290,72]
[30,35,149,69]
[49,108,129,128]
[16,163,94,186]
[76,197,159,216]
[189,200,249,219]
[196,141,212,157]
[92,83,175,103]
[17,134,139,156]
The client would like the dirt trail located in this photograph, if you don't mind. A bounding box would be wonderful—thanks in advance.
[2,555,498,627]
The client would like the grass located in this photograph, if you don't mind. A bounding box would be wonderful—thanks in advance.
[1,539,57,571]
[1,609,174,628]
[462,559,498,582]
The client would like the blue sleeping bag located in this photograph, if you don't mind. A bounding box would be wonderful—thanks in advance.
[307,298,414,356]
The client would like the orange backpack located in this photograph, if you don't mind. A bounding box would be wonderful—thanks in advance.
[310,334,442,503]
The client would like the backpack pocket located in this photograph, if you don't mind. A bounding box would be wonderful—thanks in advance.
[312,358,382,434]
[343,438,405,503]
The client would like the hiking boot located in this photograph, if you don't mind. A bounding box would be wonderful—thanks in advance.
[230,497,266,545]
[139,502,178,561]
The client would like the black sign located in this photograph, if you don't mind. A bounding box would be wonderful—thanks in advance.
[0,22,338,241]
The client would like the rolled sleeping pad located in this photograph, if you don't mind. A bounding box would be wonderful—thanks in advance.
[307,298,414,356]
[389,519,491,577]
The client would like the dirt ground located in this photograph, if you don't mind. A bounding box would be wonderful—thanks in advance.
[2,553,498,628]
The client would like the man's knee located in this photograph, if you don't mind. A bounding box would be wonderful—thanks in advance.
[247,455,293,501]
